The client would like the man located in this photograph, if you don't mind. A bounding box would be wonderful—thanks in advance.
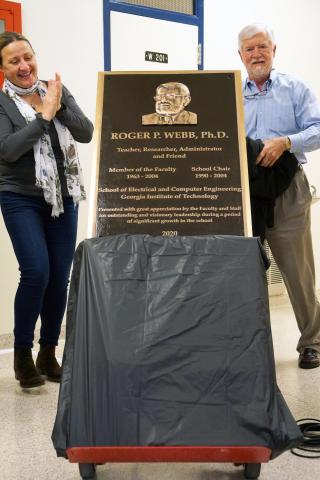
[239,23,320,368]
[142,82,197,125]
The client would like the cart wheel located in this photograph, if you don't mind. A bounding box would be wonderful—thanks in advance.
[244,463,261,479]
[79,463,96,479]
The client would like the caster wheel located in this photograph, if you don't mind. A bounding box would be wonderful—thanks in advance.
[79,463,96,479]
[244,463,261,479]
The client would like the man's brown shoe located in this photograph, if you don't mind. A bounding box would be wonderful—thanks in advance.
[298,348,320,369]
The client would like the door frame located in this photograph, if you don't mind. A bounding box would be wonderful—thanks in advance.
[0,0,22,85]
[0,0,22,32]
[103,0,204,70]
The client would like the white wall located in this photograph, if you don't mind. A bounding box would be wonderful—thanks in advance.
[204,0,320,285]
[0,0,104,335]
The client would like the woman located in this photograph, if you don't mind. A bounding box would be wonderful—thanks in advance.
[0,32,93,388]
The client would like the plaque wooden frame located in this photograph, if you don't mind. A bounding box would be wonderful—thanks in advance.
[89,71,252,237]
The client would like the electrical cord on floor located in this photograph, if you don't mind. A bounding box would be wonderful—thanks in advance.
[291,418,320,458]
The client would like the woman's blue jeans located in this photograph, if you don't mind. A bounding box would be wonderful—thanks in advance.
[0,191,78,348]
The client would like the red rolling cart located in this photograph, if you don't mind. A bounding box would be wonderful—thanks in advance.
[67,445,271,479]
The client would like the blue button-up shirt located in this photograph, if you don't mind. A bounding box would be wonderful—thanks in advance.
[243,70,320,163]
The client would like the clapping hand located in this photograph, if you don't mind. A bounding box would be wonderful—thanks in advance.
[41,73,62,121]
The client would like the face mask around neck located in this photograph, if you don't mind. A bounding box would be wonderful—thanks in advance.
[4,78,40,96]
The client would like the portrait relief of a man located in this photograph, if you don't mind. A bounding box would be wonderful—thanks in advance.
[142,82,197,125]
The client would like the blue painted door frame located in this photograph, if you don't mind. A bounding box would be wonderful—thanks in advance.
[103,0,204,70]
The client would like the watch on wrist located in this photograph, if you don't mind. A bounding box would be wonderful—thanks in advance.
[285,136,291,150]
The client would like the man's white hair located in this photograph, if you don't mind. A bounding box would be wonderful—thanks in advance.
[238,23,275,49]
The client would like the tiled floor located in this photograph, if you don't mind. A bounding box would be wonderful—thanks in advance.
[0,294,319,480]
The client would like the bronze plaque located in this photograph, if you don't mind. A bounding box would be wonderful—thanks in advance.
[91,71,251,237]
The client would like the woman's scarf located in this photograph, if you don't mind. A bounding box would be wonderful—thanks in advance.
[3,78,86,217]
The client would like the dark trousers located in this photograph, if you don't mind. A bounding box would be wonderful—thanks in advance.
[0,191,78,348]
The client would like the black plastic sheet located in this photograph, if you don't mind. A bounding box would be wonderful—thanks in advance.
[52,235,302,459]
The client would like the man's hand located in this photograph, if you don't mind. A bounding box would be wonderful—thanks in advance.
[256,137,288,167]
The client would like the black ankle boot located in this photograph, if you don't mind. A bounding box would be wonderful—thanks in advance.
[14,347,45,388]
[36,345,61,382]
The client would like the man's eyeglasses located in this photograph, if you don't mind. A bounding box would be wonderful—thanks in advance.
[244,88,269,99]
[154,94,186,101]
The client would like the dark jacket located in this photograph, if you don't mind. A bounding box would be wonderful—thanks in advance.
[247,137,299,242]
[0,84,93,195]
